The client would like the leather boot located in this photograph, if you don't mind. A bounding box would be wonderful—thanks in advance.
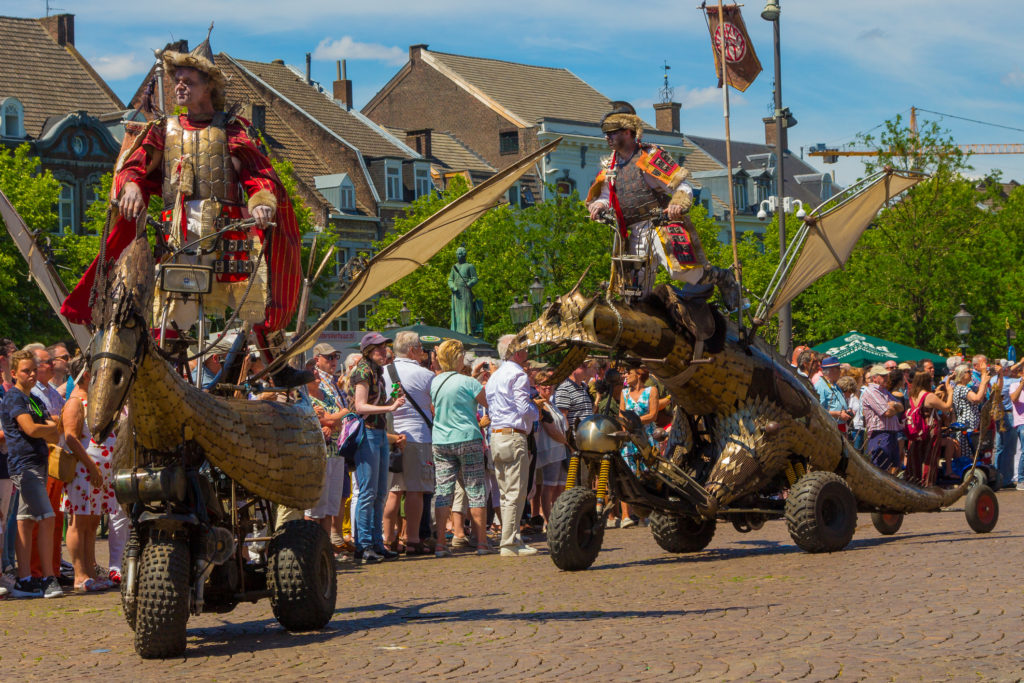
[700,266,741,312]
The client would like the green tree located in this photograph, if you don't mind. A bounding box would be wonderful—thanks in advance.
[0,144,76,343]
[367,179,611,340]
[773,115,1019,358]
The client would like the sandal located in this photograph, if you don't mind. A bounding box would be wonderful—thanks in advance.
[405,540,432,555]
[75,578,107,592]
[387,540,407,554]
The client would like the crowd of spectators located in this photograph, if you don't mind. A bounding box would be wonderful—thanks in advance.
[4,326,1022,598]
[797,346,1024,489]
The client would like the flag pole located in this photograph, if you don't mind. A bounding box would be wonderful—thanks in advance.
[717,0,744,330]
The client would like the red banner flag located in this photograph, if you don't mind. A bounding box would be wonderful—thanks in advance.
[706,4,762,92]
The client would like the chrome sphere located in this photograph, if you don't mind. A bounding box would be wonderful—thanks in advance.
[575,414,625,454]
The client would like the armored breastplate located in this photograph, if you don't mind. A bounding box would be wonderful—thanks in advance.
[162,114,241,209]
[614,156,667,226]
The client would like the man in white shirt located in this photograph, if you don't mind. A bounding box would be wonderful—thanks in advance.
[384,332,436,552]
[485,334,539,556]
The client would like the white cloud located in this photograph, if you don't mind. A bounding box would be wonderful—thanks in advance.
[680,86,745,110]
[1003,68,1024,88]
[312,36,406,66]
[90,53,151,81]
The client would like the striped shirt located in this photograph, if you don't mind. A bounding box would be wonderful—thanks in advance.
[554,379,594,428]
[861,383,901,433]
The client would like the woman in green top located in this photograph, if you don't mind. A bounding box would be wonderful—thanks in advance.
[430,339,490,557]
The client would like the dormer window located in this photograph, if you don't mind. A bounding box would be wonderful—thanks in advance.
[413,164,432,198]
[1,97,24,138]
[314,173,357,213]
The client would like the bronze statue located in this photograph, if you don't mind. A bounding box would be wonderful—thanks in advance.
[448,246,478,335]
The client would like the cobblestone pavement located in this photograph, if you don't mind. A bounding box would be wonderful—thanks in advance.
[4,490,1024,681]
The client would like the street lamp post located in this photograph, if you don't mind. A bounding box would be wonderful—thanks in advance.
[399,301,412,326]
[762,0,793,359]
[953,302,973,355]
[509,295,530,327]
[528,276,544,313]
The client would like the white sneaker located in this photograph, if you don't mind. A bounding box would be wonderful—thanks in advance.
[605,517,619,529]
[621,517,637,528]
[500,545,539,557]
[1016,482,1024,491]
[42,576,64,599]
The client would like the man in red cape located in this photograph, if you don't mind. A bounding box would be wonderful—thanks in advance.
[61,29,310,386]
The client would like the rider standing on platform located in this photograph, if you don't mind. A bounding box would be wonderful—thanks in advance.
[61,26,311,387]
[586,104,738,309]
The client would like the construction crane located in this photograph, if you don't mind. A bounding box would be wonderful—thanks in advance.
[808,106,1024,163]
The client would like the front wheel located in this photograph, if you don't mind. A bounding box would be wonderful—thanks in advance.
[965,484,998,533]
[134,537,191,659]
[785,471,857,553]
[870,511,904,536]
[548,487,605,571]
[268,520,337,631]
[649,512,715,553]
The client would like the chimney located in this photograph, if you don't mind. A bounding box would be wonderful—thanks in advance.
[409,44,428,61]
[405,129,432,158]
[333,60,353,110]
[40,13,74,46]
[763,116,787,151]
[247,104,266,136]
[653,102,681,133]
[305,52,311,85]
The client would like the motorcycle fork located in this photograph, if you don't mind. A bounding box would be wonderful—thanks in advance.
[566,455,581,489]
[594,454,613,516]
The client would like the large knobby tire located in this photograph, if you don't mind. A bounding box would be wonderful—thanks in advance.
[548,487,605,571]
[268,520,337,631]
[870,511,904,536]
[965,484,999,533]
[134,537,191,659]
[785,471,857,553]
[120,529,140,631]
[649,511,716,553]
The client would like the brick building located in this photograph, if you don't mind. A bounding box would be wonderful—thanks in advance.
[0,14,132,234]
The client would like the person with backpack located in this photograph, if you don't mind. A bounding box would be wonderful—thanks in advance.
[906,371,953,485]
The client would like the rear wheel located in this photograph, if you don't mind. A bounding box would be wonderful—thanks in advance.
[965,484,998,533]
[268,520,337,631]
[548,487,605,571]
[785,471,857,553]
[870,511,904,536]
[649,512,716,553]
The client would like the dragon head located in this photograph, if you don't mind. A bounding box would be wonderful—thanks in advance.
[87,236,154,441]
[508,278,601,386]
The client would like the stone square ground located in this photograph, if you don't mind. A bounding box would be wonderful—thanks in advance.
[3,490,1024,680]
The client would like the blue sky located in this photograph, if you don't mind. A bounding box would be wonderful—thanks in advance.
[15,0,1024,187]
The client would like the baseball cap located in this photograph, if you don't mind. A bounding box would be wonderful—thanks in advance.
[820,355,840,369]
[312,342,338,357]
[359,332,391,351]
[866,365,889,378]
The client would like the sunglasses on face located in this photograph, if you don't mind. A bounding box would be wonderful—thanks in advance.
[322,354,339,361]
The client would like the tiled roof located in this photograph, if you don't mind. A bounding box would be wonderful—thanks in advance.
[0,16,123,137]
[385,126,495,174]
[233,58,415,160]
[425,50,615,126]
[685,134,842,206]
[218,57,372,216]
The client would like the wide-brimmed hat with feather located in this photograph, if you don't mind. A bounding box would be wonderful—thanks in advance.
[158,23,226,110]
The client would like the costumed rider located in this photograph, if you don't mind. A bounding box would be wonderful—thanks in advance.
[586,104,739,309]
[60,26,312,388]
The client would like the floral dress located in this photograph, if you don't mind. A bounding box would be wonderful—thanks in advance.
[952,383,980,458]
[63,398,118,516]
[620,386,656,475]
